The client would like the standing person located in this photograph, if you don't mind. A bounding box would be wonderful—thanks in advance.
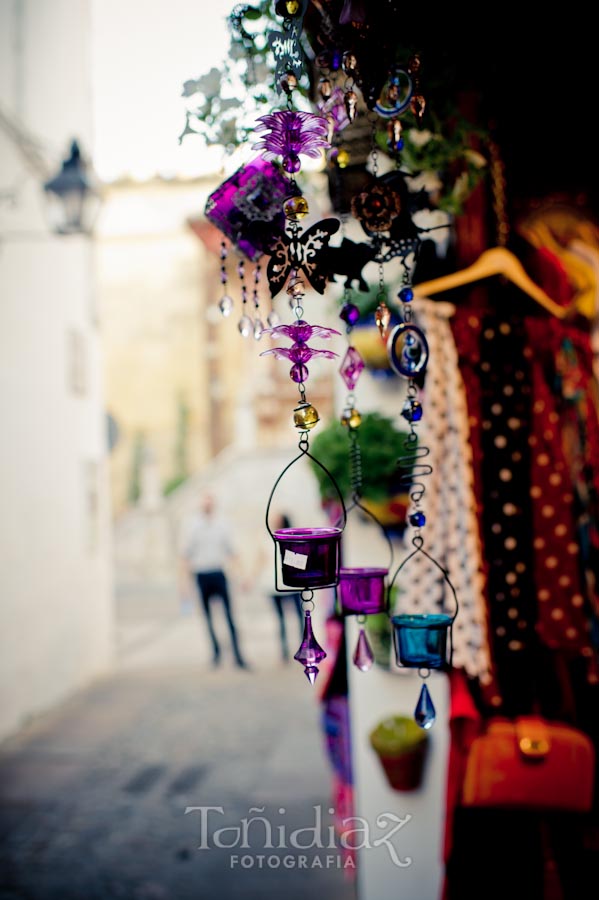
[179,493,248,668]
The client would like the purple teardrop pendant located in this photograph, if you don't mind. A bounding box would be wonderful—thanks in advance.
[294,611,327,684]
[353,627,374,672]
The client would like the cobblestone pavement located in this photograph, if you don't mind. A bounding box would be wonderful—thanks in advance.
[0,451,357,899]
[0,658,356,900]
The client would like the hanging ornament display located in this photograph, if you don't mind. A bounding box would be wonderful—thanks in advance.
[386,276,460,729]
[333,282,394,673]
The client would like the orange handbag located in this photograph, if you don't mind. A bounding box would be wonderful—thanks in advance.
[461,716,595,812]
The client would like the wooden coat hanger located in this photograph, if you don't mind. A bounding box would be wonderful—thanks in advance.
[413,246,568,319]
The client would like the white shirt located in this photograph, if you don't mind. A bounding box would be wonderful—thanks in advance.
[179,512,233,573]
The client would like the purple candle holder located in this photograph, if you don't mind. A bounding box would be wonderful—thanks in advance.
[274,526,342,590]
[337,567,388,616]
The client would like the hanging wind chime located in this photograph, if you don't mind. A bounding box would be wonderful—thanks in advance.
[202,2,460,716]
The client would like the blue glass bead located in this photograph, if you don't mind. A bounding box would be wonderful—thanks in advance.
[401,398,423,423]
[398,287,414,303]
[414,682,436,729]
[409,511,426,527]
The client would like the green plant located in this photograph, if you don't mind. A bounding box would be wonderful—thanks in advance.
[309,412,410,503]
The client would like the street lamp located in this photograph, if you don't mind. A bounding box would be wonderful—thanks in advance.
[43,139,100,235]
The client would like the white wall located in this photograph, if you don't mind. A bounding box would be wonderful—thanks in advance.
[0,0,113,740]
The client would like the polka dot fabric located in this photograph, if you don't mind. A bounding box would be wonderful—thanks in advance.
[390,299,492,680]
[525,316,591,653]
[476,311,540,709]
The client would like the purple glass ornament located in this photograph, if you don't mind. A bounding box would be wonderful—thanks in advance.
[338,567,388,615]
[264,321,340,343]
[294,610,327,684]
[339,303,360,326]
[318,87,350,134]
[274,526,342,589]
[290,362,309,383]
[353,627,374,672]
[253,110,330,170]
[260,320,340,382]
[339,346,365,391]
[204,158,289,261]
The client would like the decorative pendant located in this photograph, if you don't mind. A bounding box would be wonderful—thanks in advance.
[414,682,436,729]
[294,610,327,684]
[353,627,374,672]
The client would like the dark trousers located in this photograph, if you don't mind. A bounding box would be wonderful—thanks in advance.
[271,592,303,660]
[195,571,245,665]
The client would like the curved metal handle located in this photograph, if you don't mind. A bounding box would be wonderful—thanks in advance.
[387,535,459,623]
[265,442,347,537]
[342,496,395,573]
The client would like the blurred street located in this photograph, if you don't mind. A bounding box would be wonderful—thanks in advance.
[0,450,356,900]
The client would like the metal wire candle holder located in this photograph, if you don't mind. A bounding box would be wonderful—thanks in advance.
[265,432,347,594]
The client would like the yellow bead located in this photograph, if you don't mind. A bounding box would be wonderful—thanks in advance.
[293,402,320,430]
[341,407,362,429]
[336,149,350,169]
[285,0,300,14]
[283,195,309,220]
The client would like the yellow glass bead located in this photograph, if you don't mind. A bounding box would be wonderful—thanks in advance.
[283,195,310,220]
[285,0,300,14]
[341,407,362,429]
[336,149,350,169]
[293,402,320,431]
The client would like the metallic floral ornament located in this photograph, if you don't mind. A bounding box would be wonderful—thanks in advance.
[253,109,331,174]
[351,182,402,234]
[269,0,309,93]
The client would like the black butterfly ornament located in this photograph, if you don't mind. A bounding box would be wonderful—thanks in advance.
[266,218,341,297]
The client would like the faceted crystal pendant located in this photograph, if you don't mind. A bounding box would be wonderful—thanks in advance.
[218,295,234,317]
[294,611,327,684]
[237,315,253,337]
[414,682,436,729]
[253,318,265,340]
[353,628,374,672]
[267,310,280,328]
[339,346,365,390]
[375,302,392,337]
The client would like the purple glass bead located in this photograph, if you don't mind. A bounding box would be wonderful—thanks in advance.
[294,611,327,684]
[283,153,301,174]
[340,303,360,326]
[401,398,423,423]
[409,511,426,527]
[290,363,309,383]
[353,628,374,672]
[339,346,365,391]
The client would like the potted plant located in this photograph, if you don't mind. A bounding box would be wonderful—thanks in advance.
[309,411,412,531]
